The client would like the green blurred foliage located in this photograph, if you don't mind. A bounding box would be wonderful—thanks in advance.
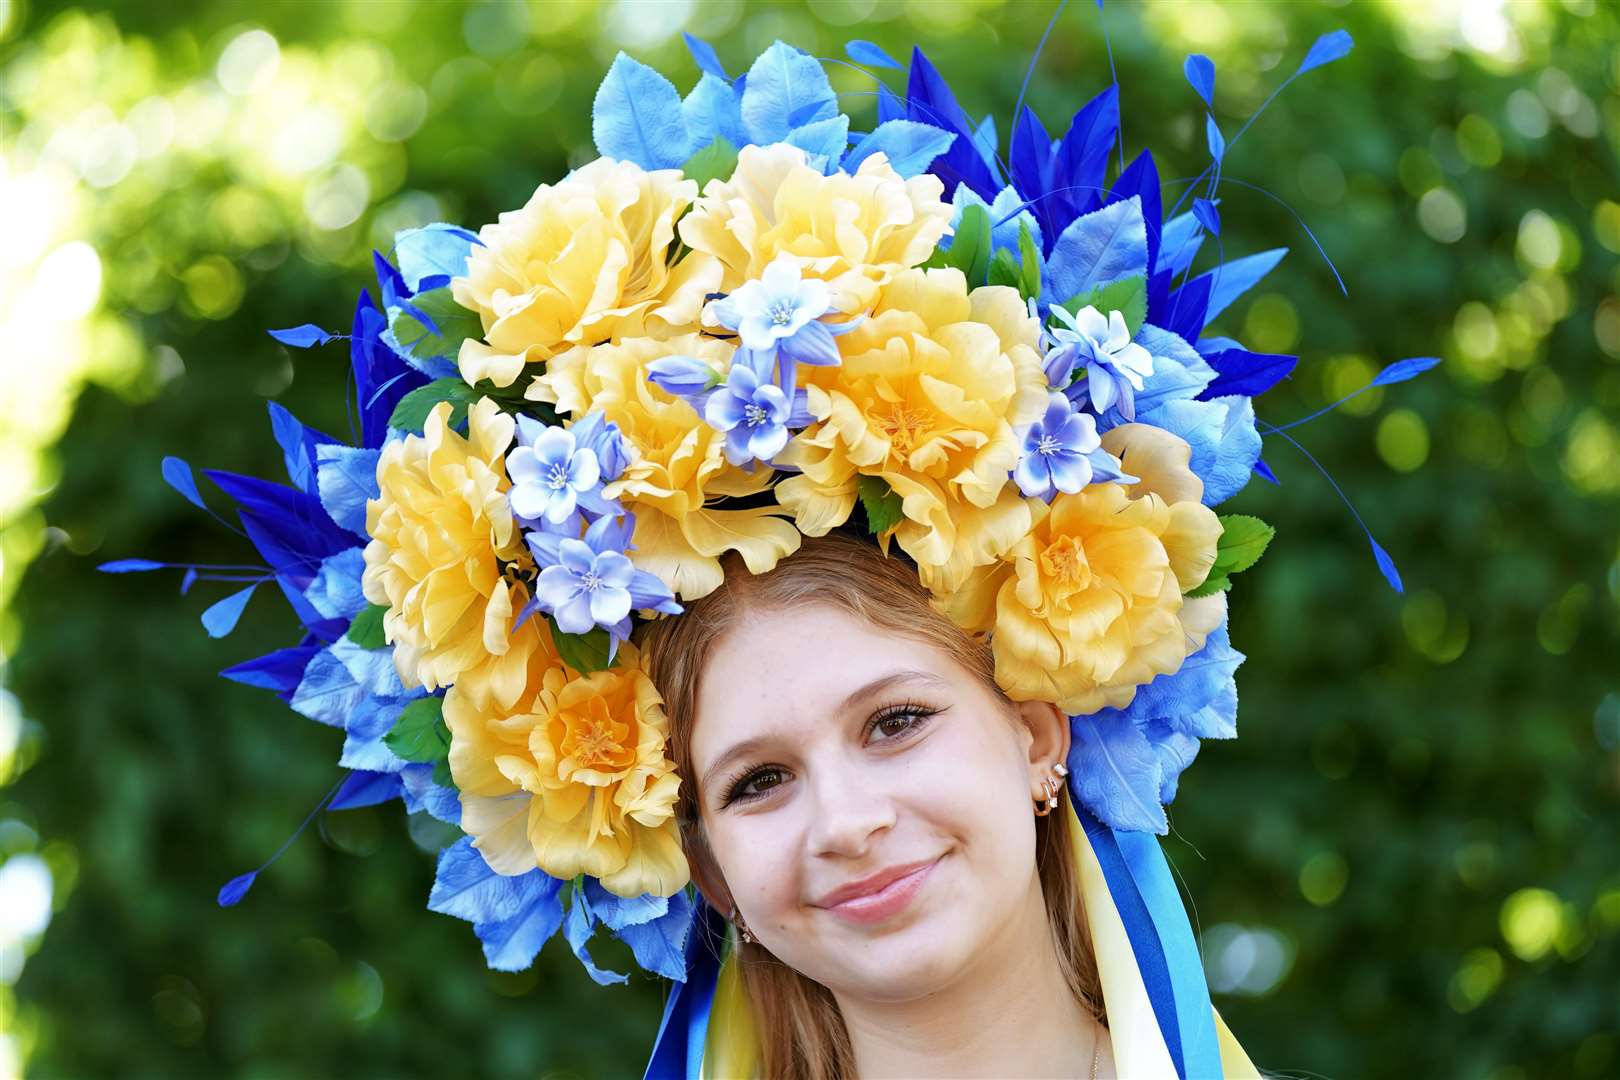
[2,0,1618,1077]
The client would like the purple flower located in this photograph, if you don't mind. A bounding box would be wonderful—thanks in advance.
[506,426,600,526]
[566,410,632,485]
[706,256,861,397]
[529,514,680,642]
[1043,305,1155,421]
[1014,393,1103,501]
[705,359,797,466]
[646,355,720,399]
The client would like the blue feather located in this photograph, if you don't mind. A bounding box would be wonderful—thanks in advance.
[845,39,901,70]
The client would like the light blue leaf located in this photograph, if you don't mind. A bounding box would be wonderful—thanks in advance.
[740,41,837,146]
[201,583,258,639]
[162,456,208,511]
[289,648,364,727]
[1197,248,1287,324]
[562,889,629,986]
[329,635,408,699]
[315,444,380,538]
[98,558,166,573]
[843,120,956,178]
[1370,356,1442,386]
[477,872,568,973]
[1044,195,1149,308]
[1298,29,1354,75]
[217,871,257,907]
[1205,114,1225,163]
[1120,621,1244,742]
[582,880,668,930]
[269,324,337,349]
[1371,535,1403,593]
[683,32,727,79]
[616,889,694,982]
[783,115,849,172]
[1193,197,1221,238]
[1129,324,1216,417]
[330,770,403,811]
[592,53,691,170]
[948,184,1044,256]
[1157,211,1205,277]
[429,837,538,924]
[1184,54,1215,107]
[1145,396,1261,507]
[1146,721,1202,804]
[681,72,746,154]
[400,763,462,826]
[1067,712,1167,834]
[303,548,368,622]
[394,223,479,293]
[845,39,901,70]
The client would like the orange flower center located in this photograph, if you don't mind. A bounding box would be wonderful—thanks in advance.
[1040,533,1093,592]
[559,697,635,776]
[879,402,932,456]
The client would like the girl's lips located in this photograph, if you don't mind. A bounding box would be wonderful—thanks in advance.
[818,856,941,925]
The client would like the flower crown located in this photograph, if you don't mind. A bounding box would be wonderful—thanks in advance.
[105,26,1435,985]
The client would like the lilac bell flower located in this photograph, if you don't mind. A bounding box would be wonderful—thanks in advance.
[528,513,680,647]
[567,410,632,484]
[1043,305,1156,422]
[706,356,797,466]
[1012,393,1139,501]
[706,255,860,397]
[506,426,600,526]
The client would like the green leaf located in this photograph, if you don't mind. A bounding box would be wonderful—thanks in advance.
[858,475,904,535]
[1018,220,1042,301]
[1184,573,1233,599]
[682,136,738,191]
[432,758,455,789]
[384,697,451,764]
[1213,514,1275,576]
[925,203,991,286]
[548,616,615,674]
[988,247,1023,290]
[1055,274,1148,339]
[345,603,389,649]
[388,377,481,433]
[389,287,483,369]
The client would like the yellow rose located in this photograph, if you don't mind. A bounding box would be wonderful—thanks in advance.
[530,333,800,601]
[938,425,1225,715]
[776,268,1048,591]
[362,397,535,703]
[451,157,722,388]
[447,641,689,899]
[678,143,953,316]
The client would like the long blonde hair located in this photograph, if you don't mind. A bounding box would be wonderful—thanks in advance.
[636,533,1105,1080]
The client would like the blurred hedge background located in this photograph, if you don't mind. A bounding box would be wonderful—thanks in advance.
[0,0,1616,1077]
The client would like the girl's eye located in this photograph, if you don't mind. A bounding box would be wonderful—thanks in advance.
[868,704,937,742]
[724,766,786,807]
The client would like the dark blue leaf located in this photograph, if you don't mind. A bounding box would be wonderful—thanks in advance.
[217,871,257,907]
[1371,536,1403,593]
[98,558,166,573]
[201,583,258,638]
[1199,348,1297,400]
[1254,458,1279,484]
[1298,29,1354,75]
[269,324,337,349]
[683,32,727,80]
[742,41,837,146]
[162,456,208,511]
[1107,150,1161,280]
[330,770,403,811]
[221,645,320,693]
[1165,273,1211,344]
[1370,356,1442,386]
[592,53,691,170]
[843,120,955,177]
[1193,197,1221,238]
[1205,114,1225,163]
[1049,84,1119,226]
[845,39,901,70]
[1184,54,1215,107]
[180,568,198,594]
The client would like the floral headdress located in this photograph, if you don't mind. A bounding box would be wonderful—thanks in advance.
[105,15,1435,1075]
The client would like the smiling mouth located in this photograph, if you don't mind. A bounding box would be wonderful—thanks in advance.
[813,856,943,925]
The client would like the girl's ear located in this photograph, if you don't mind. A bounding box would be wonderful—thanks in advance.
[1015,697,1071,777]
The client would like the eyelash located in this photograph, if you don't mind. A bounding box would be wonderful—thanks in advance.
[718,702,939,809]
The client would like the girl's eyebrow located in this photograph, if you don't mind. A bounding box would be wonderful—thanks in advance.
[697,669,948,796]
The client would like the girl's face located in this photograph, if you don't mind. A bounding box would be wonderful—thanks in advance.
[688,604,1056,1004]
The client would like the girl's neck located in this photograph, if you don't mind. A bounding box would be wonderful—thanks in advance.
[833,879,1101,1078]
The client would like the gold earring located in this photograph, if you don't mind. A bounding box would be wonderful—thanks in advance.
[1033,762,1067,817]
[730,905,756,945]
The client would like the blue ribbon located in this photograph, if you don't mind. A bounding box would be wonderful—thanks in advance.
[643,899,725,1080]
[1074,799,1224,1079]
